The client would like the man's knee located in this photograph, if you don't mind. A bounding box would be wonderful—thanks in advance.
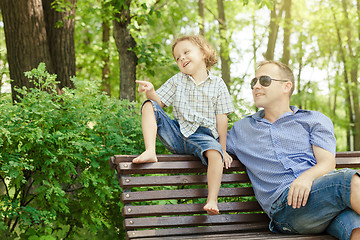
[351,174,360,187]
[350,227,360,240]
[351,173,360,213]
[351,173,360,191]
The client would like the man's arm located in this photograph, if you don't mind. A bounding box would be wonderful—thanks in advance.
[216,114,232,169]
[287,145,336,208]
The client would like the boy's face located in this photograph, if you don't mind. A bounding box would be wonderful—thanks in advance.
[173,40,207,77]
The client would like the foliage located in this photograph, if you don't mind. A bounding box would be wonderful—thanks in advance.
[75,0,120,97]
[0,63,166,239]
[0,0,360,236]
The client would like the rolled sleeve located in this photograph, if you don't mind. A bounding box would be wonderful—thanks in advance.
[309,113,336,155]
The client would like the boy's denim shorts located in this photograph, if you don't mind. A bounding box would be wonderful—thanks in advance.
[143,100,223,165]
[269,168,360,240]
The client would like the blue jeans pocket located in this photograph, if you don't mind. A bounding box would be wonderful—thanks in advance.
[271,220,299,234]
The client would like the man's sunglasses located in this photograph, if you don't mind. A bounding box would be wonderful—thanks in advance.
[251,76,289,89]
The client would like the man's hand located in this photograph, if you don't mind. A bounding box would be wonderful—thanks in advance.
[287,174,313,208]
[136,80,154,93]
[287,145,336,209]
[223,151,233,169]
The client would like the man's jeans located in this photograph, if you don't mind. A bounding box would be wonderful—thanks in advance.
[269,168,360,240]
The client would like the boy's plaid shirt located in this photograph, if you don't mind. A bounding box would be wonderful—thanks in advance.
[156,72,234,138]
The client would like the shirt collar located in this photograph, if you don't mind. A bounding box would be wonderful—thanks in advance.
[182,71,213,85]
[251,106,306,121]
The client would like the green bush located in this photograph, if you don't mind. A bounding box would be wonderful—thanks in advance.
[0,63,165,239]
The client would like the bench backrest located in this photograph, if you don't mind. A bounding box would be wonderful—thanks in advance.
[109,152,360,240]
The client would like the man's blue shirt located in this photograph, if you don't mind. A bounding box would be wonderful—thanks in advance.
[226,106,336,215]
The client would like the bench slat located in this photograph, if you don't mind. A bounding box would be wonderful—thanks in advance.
[136,232,336,240]
[335,151,360,157]
[113,154,199,162]
[126,222,269,239]
[120,173,250,187]
[121,187,255,203]
[335,157,360,168]
[110,153,360,172]
[133,232,336,240]
[123,201,262,217]
[117,161,246,174]
[124,213,269,229]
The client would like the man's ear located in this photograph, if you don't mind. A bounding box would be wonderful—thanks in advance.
[283,81,292,94]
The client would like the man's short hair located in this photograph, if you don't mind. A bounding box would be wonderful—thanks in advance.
[257,60,295,96]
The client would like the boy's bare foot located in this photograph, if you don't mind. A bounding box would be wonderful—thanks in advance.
[203,200,219,215]
[132,150,158,163]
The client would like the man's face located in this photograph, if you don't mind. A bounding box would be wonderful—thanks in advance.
[252,63,288,109]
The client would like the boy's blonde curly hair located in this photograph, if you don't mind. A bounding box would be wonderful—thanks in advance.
[172,35,218,70]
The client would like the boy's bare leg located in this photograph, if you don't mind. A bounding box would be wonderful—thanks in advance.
[350,174,360,214]
[351,228,360,240]
[203,150,223,215]
[133,101,158,163]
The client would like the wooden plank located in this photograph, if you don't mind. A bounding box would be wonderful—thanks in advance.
[123,201,262,217]
[114,154,199,163]
[121,187,255,203]
[114,152,360,161]
[335,157,360,168]
[120,173,250,188]
[126,222,269,239]
[134,232,336,240]
[111,152,360,169]
[117,161,246,175]
[335,151,360,157]
[124,213,269,229]
[111,153,360,174]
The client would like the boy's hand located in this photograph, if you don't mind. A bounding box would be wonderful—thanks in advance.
[223,151,233,169]
[136,80,154,93]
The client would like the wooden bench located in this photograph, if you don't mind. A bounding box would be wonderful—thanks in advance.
[109,151,360,240]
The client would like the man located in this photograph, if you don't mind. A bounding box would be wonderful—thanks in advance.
[226,60,360,240]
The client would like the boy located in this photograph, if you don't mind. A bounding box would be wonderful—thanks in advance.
[133,35,234,215]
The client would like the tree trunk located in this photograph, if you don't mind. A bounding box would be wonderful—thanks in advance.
[331,4,354,151]
[252,9,257,72]
[217,0,231,88]
[42,0,76,89]
[341,0,360,150]
[113,0,137,101]
[198,0,205,36]
[264,0,284,60]
[101,15,111,96]
[296,55,303,109]
[282,0,291,65]
[0,0,53,102]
